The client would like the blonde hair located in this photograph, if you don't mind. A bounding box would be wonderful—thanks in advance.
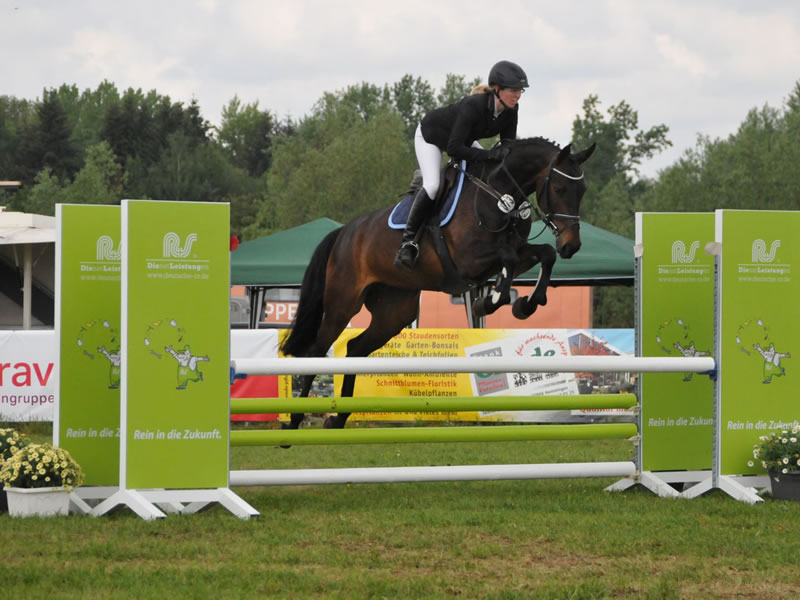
[470,84,493,95]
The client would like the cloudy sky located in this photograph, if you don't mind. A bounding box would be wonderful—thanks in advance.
[4,1,799,178]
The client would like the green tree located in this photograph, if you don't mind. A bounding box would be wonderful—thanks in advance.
[572,95,671,191]
[64,141,127,205]
[254,108,414,234]
[392,74,436,139]
[23,168,68,216]
[145,131,252,204]
[19,89,82,184]
[0,95,35,181]
[436,73,482,106]
[216,96,276,177]
[570,95,671,328]
[644,80,800,214]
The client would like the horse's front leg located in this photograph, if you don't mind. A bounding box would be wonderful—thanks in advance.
[511,243,557,319]
[471,247,518,318]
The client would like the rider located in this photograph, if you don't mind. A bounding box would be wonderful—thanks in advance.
[394,60,529,270]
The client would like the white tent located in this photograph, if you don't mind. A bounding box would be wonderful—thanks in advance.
[0,207,56,329]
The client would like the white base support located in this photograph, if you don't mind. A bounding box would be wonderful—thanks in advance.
[69,486,119,515]
[605,471,681,498]
[90,488,259,520]
[91,489,167,520]
[230,461,636,487]
[606,470,717,498]
[681,475,767,504]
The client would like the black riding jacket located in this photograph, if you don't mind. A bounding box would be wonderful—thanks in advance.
[420,91,518,162]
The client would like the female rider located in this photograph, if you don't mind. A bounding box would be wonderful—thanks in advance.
[394,60,529,269]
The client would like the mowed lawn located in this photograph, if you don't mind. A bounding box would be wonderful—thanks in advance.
[2,427,798,599]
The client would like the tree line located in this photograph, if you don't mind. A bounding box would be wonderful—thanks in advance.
[2,77,799,326]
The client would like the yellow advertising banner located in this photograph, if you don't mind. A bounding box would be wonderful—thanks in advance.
[328,328,633,422]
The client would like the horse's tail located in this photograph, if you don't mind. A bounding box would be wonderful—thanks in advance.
[280,227,343,357]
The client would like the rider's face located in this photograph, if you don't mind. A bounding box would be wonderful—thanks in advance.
[496,87,524,110]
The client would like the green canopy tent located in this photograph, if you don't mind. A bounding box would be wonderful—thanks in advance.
[232,218,343,327]
[231,218,633,327]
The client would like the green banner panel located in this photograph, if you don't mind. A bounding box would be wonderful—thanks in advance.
[717,210,799,476]
[122,200,230,489]
[638,213,715,471]
[56,204,121,486]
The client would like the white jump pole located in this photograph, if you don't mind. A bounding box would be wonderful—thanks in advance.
[230,461,637,487]
[231,356,716,376]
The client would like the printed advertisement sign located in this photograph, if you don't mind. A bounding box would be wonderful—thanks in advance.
[332,328,633,422]
[637,213,714,471]
[55,204,121,486]
[717,210,799,476]
[0,331,56,421]
[122,200,230,489]
[230,329,290,422]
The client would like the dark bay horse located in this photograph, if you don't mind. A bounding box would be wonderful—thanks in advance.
[281,137,595,428]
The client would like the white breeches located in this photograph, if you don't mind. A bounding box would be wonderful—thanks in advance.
[414,123,485,199]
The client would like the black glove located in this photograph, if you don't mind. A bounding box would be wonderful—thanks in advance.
[486,146,509,161]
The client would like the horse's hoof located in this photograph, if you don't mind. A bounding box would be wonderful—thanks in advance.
[323,415,337,429]
[512,297,536,319]
[278,422,293,448]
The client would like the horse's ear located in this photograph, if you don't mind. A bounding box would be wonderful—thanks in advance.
[572,142,596,165]
[557,144,572,164]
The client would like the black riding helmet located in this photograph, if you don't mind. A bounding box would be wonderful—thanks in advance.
[488,60,529,89]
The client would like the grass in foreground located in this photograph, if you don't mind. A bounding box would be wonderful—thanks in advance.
[1,425,798,599]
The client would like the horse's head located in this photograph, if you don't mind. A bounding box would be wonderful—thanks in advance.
[535,142,596,258]
[501,139,596,259]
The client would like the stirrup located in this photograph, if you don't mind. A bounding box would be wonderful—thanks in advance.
[394,241,420,269]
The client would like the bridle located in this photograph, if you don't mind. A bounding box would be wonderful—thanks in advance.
[454,148,584,239]
[533,156,584,237]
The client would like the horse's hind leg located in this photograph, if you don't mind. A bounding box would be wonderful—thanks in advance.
[323,285,421,429]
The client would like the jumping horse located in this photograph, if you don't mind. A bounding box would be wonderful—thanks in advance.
[280,137,595,429]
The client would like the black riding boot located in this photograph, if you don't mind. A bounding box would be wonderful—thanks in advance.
[394,187,433,269]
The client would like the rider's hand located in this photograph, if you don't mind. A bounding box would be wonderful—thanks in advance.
[487,146,509,161]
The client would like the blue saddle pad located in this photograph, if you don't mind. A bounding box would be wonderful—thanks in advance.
[388,161,467,229]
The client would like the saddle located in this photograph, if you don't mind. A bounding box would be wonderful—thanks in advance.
[388,161,479,294]
[387,161,467,230]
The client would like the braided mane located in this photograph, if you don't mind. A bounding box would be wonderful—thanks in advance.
[504,136,561,150]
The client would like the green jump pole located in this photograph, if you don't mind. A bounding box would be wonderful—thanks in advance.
[230,423,638,447]
[230,393,638,414]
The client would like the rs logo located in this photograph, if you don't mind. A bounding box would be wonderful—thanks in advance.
[96,236,120,260]
[671,240,700,264]
[752,239,780,263]
[163,232,198,258]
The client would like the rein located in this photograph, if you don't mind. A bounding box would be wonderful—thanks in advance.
[453,163,530,234]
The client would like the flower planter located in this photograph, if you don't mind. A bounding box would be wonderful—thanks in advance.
[5,487,71,517]
[768,471,800,502]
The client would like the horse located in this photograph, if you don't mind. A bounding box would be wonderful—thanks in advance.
[280,137,596,429]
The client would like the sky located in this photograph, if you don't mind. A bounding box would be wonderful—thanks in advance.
[4,0,800,179]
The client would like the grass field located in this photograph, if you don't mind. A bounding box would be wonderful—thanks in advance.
[2,423,799,599]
